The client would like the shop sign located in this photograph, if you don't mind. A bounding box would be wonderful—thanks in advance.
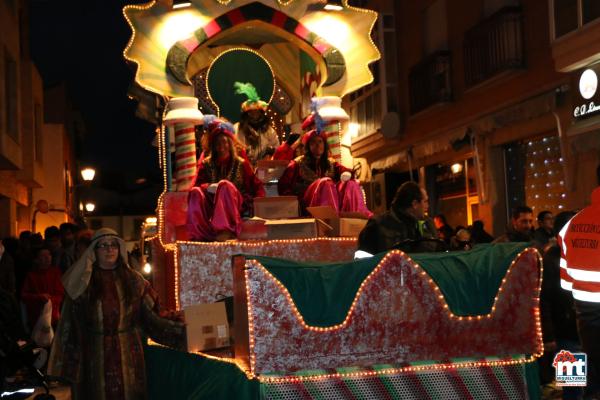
[573,65,600,120]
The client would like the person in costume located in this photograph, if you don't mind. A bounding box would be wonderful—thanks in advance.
[196,115,248,164]
[234,82,279,166]
[273,132,301,161]
[278,129,372,217]
[273,115,313,161]
[187,119,265,242]
[47,228,186,400]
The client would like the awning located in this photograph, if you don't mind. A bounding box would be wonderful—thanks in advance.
[370,126,470,171]
[370,151,407,170]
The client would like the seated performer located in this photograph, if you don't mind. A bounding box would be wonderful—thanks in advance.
[187,120,265,241]
[278,129,372,217]
[234,82,280,166]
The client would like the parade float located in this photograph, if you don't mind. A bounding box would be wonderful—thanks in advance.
[124,1,543,398]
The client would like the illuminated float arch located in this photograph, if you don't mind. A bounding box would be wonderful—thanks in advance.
[166,2,345,88]
[123,0,380,97]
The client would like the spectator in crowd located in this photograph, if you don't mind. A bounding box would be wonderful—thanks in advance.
[357,181,439,255]
[450,228,472,251]
[58,223,78,273]
[534,210,555,250]
[21,246,64,330]
[433,214,454,245]
[74,232,92,262]
[0,286,28,391]
[0,240,16,297]
[492,205,534,243]
[540,210,581,400]
[44,226,63,266]
[13,232,39,300]
[558,165,600,398]
[469,220,494,244]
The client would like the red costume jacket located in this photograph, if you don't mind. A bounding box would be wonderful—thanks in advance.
[195,155,265,213]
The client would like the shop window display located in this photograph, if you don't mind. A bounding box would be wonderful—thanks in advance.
[504,134,567,216]
[429,159,478,229]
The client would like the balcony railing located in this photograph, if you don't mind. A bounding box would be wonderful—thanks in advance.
[464,6,524,88]
[409,51,452,115]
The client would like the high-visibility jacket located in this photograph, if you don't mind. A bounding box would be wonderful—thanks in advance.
[559,187,600,303]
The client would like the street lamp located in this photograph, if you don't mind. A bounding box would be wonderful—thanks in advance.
[450,162,464,174]
[85,202,96,213]
[81,167,96,182]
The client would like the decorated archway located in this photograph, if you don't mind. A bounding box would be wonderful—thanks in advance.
[166,2,345,88]
[123,0,379,99]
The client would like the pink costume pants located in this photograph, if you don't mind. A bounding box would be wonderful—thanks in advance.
[186,180,243,241]
[303,178,373,218]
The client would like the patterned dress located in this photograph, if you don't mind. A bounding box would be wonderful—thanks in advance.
[48,265,185,400]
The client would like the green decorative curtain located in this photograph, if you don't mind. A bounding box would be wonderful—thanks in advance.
[207,49,274,123]
[247,242,532,326]
[145,345,260,400]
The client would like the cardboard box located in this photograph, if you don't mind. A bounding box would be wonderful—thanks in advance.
[307,206,369,237]
[264,182,279,197]
[254,196,299,219]
[339,217,369,237]
[256,160,289,183]
[265,218,318,240]
[238,218,268,240]
[163,191,190,243]
[184,302,230,352]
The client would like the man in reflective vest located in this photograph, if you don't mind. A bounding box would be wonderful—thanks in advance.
[559,166,600,396]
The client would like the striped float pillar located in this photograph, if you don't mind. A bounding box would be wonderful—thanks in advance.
[313,96,349,163]
[163,97,204,192]
[321,120,342,162]
[172,123,197,191]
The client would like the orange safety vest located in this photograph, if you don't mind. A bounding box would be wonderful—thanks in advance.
[559,187,600,303]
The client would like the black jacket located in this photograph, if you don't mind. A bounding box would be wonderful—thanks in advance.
[357,208,439,255]
[540,246,579,342]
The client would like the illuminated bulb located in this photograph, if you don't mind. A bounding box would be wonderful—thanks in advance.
[81,167,96,181]
[324,0,344,11]
[172,0,191,9]
[143,262,152,274]
[85,202,95,212]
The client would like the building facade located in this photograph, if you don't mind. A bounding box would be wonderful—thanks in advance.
[0,0,74,237]
[349,0,596,236]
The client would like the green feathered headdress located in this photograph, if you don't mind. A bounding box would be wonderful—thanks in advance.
[234,81,268,112]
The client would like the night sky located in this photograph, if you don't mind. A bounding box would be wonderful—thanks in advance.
[30,0,161,213]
